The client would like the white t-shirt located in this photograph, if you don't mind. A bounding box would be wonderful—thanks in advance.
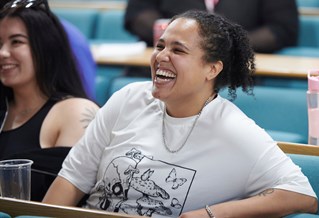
[59,81,316,217]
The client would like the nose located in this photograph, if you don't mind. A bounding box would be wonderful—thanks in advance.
[155,48,170,63]
[0,45,10,58]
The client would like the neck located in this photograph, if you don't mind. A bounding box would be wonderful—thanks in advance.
[11,92,48,115]
[165,92,216,118]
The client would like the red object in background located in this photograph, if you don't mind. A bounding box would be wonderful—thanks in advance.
[153,19,170,46]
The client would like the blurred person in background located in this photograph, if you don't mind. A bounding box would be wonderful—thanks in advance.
[124,0,299,78]
[125,0,299,54]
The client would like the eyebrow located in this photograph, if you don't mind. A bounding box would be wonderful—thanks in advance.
[9,34,28,39]
[158,38,191,51]
[172,41,190,51]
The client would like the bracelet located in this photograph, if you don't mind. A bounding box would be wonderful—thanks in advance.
[205,205,215,218]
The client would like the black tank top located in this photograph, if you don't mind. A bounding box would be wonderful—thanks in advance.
[0,97,72,201]
[0,99,56,160]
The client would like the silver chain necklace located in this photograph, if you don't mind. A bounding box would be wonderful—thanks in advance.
[162,95,214,153]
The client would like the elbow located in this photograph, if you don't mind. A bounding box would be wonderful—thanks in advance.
[300,196,319,214]
[309,197,318,214]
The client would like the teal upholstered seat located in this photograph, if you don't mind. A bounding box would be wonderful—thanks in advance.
[52,9,98,39]
[107,76,150,98]
[276,16,319,57]
[276,47,319,57]
[95,76,150,106]
[286,214,319,218]
[298,16,319,47]
[93,10,138,42]
[0,212,10,218]
[219,86,308,143]
[92,10,139,94]
[284,154,319,217]
[296,0,319,8]
[95,67,125,106]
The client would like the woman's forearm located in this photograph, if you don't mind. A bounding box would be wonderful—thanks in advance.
[42,176,85,206]
[180,189,317,218]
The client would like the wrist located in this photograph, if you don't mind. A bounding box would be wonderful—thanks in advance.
[205,205,215,218]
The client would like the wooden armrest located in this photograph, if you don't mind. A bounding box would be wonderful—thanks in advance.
[277,141,319,156]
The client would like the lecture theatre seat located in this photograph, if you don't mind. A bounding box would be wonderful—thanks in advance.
[107,76,150,98]
[92,10,140,96]
[284,153,319,217]
[276,15,319,57]
[93,10,138,43]
[219,86,308,143]
[52,8,98,39]
[296,0,319,8]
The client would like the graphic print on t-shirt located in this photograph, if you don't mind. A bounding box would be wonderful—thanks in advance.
[91,148,196,217]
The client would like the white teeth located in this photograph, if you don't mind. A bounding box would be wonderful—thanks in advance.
[156,69,176,78]
[1,64,16,70]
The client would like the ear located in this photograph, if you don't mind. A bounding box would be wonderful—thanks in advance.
[206,61,223,81]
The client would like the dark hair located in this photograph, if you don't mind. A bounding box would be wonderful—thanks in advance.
[171,10,255,99]
[0,0,87,103]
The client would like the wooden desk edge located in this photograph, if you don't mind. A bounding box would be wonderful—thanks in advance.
[92,47,319,79]
[299,7,319,16]
[277,141,319,156]
[0,197,142,218]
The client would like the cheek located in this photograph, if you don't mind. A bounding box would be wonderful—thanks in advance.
[20,58,35,81]
[150,52,157,66]
[150,53,158,75]
[20,51,34,70]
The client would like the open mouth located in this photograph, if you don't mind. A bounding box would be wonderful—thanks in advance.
[1,64,16,71]
[156,69,176,80]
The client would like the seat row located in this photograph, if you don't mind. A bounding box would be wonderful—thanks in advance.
[297,0,319,8]
[276,15,319,57]
[51,8,319,54]
[52,9,137,43]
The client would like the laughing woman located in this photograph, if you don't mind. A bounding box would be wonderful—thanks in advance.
[44,10,317,217]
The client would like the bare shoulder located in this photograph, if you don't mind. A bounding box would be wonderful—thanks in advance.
[53,97,99,110]
[40,98,99,147]
[49,98,99,127]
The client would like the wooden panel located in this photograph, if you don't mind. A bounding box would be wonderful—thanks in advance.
[299,7,319,16]
[0,197,142,218]
[91,47,319,78]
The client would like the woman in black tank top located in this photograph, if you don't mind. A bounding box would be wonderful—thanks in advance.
[0,0,99,201]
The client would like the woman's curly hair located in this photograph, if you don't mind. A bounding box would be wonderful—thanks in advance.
[171,10,255,100]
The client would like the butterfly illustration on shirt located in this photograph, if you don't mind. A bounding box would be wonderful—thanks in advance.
[171,198,182,209]
[165,168,187,190]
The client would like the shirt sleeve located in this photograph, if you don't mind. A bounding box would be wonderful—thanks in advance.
[246,144,317,198]
[58,86,128,193]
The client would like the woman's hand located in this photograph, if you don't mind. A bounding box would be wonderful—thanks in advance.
[179,208,211,218]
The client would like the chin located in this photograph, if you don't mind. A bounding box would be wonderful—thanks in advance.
[151,90,160,99]
[151,87,162,100]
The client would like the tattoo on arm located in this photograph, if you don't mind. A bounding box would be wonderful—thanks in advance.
[258,188,275,197]
[80,107,97,128]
